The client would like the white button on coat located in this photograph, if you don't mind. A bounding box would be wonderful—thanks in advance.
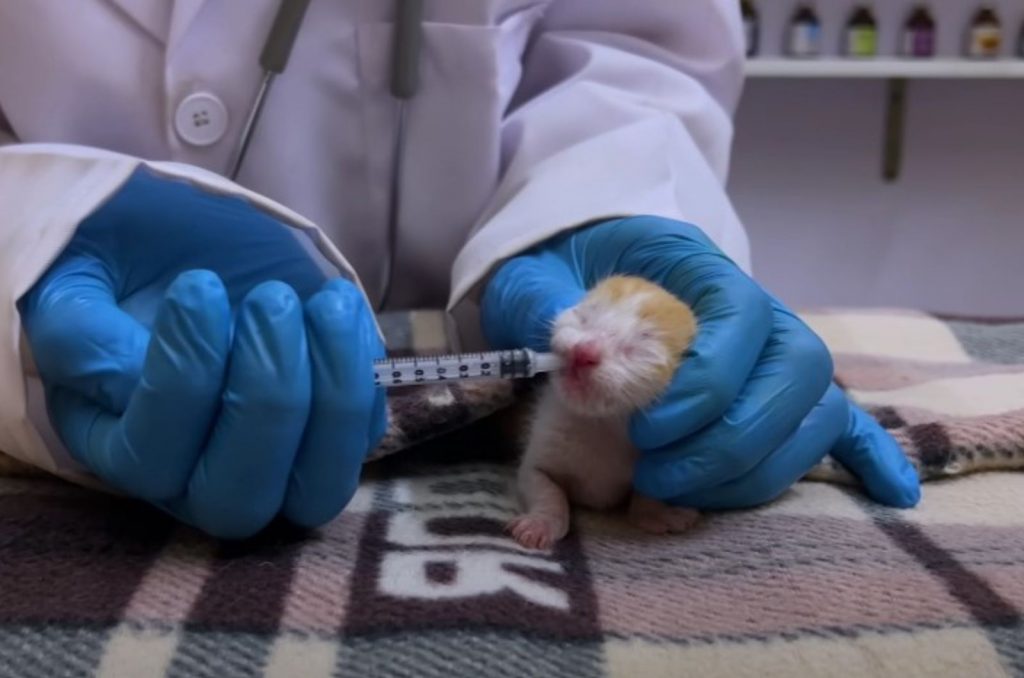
[174,92,229,146]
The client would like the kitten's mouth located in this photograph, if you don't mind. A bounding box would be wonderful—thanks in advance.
[557,343,602,395]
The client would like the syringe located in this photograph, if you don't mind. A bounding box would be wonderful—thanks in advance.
[373,348,564,388]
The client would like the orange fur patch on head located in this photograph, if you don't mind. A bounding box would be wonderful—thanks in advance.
[589,275,697,388]
[588,275,653,305]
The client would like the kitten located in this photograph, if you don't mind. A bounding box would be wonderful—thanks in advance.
[507,275,700,550]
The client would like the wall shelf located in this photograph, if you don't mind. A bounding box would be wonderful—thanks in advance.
[743,57,1024,182]
[745,58,1024,79]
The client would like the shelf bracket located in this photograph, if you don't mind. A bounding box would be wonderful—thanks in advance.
[882,77,907,182]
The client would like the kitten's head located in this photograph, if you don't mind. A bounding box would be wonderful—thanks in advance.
[549,275,697,417]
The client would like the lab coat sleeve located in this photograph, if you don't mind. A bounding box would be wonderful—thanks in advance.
[446,0,752,351]
[0,143,378,487]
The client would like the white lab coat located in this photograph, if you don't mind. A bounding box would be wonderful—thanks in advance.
[0,0,751,487]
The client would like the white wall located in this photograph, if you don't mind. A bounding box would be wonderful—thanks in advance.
[727,0,1024,315]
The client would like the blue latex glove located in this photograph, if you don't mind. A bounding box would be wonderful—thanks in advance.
[18,168,387,538]
[481,215,920,510]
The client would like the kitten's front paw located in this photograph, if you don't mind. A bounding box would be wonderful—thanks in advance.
[506,514,566,550]
[628,494,701,535]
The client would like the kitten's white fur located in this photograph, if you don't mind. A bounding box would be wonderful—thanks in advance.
[548,290,673,416]
[507,277,700,550]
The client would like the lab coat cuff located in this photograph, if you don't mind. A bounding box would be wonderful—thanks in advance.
[0,143,380,483]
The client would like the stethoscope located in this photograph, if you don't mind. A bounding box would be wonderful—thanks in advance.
[227,0,425,311]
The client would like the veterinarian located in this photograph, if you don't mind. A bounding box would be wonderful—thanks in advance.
[0,1,920,538]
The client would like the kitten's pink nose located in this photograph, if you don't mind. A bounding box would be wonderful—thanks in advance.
[569,341,602,372]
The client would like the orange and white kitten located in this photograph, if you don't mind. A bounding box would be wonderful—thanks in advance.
[507,275,699,550]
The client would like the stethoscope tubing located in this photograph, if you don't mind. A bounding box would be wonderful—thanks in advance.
[229,0,312,181]
[230,0,423,311]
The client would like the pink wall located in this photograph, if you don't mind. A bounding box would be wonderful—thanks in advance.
[727,1,1024,315]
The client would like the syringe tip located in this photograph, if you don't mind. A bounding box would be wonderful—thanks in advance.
[530,351,565,375]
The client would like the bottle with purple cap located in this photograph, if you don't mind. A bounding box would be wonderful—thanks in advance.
[902,5,936,58]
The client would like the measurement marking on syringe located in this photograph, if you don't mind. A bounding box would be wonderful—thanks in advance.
[372,348,562,388]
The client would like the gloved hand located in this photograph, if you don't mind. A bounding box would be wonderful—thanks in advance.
[18,168,387,538]
[482,215,920,510]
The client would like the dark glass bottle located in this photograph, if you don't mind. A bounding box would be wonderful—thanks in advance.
[844,5,878,57]
[902,5,936,58]
[966,6,1002,58]
[741,0,759,57]
[786,4,821,58]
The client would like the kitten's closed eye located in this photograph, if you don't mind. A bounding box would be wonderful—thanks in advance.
[549,275,696,416]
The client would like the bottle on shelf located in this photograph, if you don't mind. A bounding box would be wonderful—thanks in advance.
[844,5,878,58]
[966,6,1002,59]
[741,0,759,57]
[1018,19,1024,58]
[901,5,936,58]
[786,4,821,58]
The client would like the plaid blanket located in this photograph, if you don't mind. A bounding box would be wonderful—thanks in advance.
[1,308,1023,677]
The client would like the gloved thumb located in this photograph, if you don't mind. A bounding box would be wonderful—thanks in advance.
[480,249,587,351]
[19,253,149,414]
[829,400,922,508]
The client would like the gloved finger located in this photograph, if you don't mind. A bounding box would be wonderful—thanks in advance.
[481,249,587,352]
[628,252,774,450]
[282,279,385,528]
[829,399,921,508]
[45,270,232,499]
[174,281,313,539]
[665,383,848,510]
[19,254,150,413]
[633,309,833,500]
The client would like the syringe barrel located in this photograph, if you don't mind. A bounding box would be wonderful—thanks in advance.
[498,349,532,379]
[372,348,557,388]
